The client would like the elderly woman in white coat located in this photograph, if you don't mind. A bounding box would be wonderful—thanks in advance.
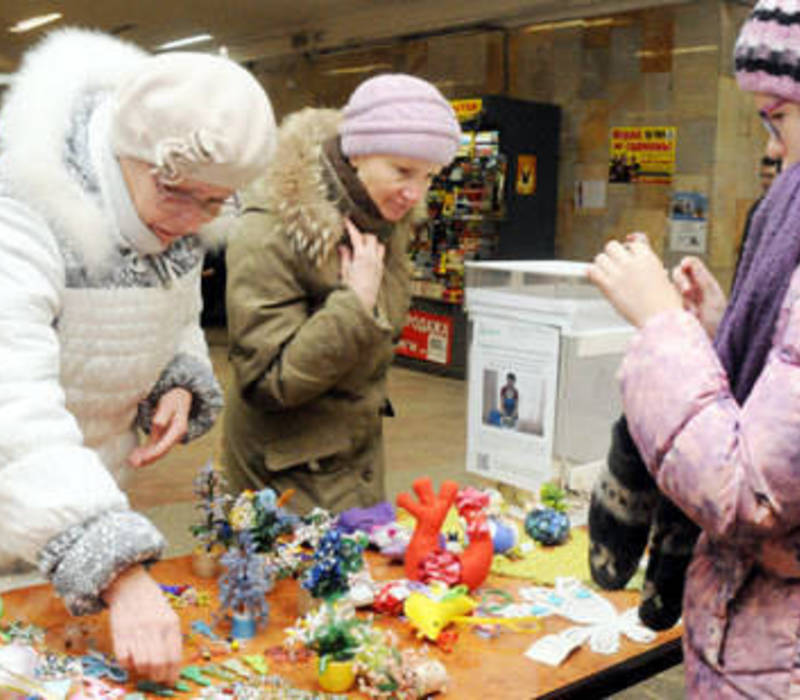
[0,29,275,682]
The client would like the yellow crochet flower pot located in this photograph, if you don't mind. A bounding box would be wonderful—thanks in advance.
[317,657,356,693]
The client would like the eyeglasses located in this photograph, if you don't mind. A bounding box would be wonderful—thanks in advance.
[759,98,789,143]
[154,177,240,219]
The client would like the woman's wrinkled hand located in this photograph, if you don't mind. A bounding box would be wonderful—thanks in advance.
[587,235,682,328]
[671,255,727,338]
[338,218,386,312]
[103,565,182,685]
[128,388,192,468]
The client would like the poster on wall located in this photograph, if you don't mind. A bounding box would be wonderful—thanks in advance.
[466,317,559,493]
[516,155,537,195]
[396,309,453,365]
[669,191,708,254]
[609,126,677,184]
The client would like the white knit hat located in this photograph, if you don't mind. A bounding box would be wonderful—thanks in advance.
[111,51,276,188]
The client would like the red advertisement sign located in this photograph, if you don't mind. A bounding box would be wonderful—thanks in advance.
[396,309,453,365]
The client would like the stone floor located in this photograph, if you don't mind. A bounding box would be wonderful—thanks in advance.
[2,326,686,698]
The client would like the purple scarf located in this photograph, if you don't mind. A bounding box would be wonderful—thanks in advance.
[714,161,800,403]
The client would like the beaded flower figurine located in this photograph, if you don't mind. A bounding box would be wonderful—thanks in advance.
[190,460,233,577]
[217,531,274,638]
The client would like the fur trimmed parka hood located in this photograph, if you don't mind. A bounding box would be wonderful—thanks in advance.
[242,107,422,268]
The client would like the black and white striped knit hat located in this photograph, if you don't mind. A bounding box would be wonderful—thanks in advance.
[735,0,800,100]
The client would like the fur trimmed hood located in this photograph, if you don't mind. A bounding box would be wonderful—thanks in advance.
[0,28,148,269]
[243,107,421,267]
[244,108,343,266]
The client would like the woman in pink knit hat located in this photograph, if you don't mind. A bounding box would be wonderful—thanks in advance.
[223,74,460,514]
[589,1,800,695]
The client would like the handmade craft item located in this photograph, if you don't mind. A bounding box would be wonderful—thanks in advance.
[354,629,450,699]
[199,664,239,683]
[397,478,493,590]
[373,581,412,616]
[317,657,357,693]
[286,601,366,693]
[369,521,412,561]
[217,532,274,638]
[190,461,234,578]
[71,676,126,700]
[180,666,212,687]
[520,577,656,665]
[300,530,366,603]
[80,651,128,683]
[243,489,299,553]
[488,516,519,553]
[219,658,252,680]
[336,501,396,535]
[525,483,571,546]
[403,585,477,642]
[241,655,269,676]
[135,679,189,696]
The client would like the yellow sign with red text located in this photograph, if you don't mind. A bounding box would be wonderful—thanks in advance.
[451,99,483,122]
[609,126,676,184]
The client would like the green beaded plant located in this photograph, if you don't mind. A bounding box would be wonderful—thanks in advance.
[539,482,568,512]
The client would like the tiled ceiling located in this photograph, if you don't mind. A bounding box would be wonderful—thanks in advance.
[0,0,697,72]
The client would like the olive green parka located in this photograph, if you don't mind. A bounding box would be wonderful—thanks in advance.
[223,107,412,512]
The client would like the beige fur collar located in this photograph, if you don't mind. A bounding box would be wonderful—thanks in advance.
[243,108,342,266]
[242,108,422,267]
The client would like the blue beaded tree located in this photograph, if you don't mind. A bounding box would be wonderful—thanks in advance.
[218,531,273,633]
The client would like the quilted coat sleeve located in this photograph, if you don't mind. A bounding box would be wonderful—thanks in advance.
[621,277,800,543]
[226,214,391,409]
[0,197,163,612]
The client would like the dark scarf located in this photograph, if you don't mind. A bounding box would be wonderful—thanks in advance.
[714,160,800,403]
[320,136,395,243]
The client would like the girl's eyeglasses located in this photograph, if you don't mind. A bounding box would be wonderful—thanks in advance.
[759,98,789,143]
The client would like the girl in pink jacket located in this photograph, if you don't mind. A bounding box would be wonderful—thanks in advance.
[591,2,800,696]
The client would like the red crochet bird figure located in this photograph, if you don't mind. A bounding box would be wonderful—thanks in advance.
[396,478,494,590]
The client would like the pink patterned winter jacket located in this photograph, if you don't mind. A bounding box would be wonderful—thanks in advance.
[622,268,800,698]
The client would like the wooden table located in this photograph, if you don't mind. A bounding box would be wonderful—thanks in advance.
[0,555,682,699]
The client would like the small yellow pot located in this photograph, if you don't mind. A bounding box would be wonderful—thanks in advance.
[191,546,222,579]
[317,657,356,693]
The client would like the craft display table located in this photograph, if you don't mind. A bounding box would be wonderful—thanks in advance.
[0,554,682,699]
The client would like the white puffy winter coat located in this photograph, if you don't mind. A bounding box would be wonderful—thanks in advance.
[0,28,222,613]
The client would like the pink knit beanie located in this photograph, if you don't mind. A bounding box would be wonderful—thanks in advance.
[735,0,800,101]
[339,73,460,165]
